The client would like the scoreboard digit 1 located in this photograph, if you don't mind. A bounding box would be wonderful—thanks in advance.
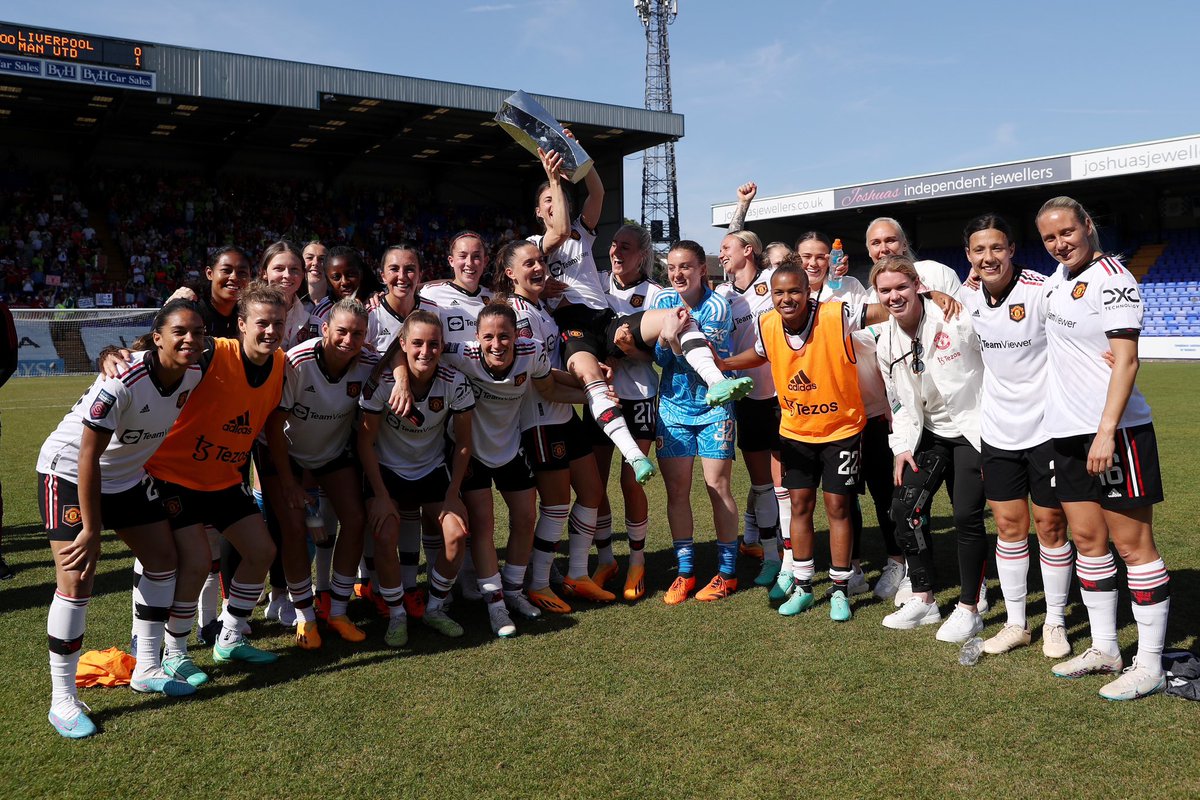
[0,23,147,69]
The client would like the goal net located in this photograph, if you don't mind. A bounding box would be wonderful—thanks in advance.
[12,308,159,377]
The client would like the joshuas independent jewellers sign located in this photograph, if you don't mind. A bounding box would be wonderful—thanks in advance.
[712,134,1200,226]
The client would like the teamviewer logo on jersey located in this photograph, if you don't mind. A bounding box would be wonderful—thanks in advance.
[787,369,817,392]
[223,411,252,435]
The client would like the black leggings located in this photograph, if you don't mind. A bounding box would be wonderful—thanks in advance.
[851,415,902,560]
[905,431,986,605]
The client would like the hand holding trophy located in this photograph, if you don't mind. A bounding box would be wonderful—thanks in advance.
[495,89,593,183]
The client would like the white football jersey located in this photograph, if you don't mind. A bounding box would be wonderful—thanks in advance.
[962,268,1052,450]
[603,272,661,400]
[360,364,475,480]
[716,268,777,401]
[282,297,317,351]
[529,217,608,311]
[417,280,492,349]
[442,338,550,468]
[509,294,573,430]
[1043,256,1152,438]
[37,350,204,493]
[366,296,409,354]
[279,339,380,469]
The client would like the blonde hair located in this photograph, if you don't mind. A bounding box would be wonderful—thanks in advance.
[1037,196,1103,252]
[869,254,920,290]
[724,230,763,257]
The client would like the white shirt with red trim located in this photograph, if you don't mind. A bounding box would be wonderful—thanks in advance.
[962,268,1052,450]
[604,272,661,400]
[417,280,492,350]
[1042,255,1152,438]
[509,294,573,430]
[360,365,475,480]
[716,268,777,401]
[279,339,379,469]
[37,350,203,492]
[442,338,550,467]
[529,217,608,311]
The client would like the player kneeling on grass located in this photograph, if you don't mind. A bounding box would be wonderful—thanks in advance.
[653,241,743,605]
[261,298,378,650]
[37,300,206,738]
[718,260,919,620]
[359,310,474,646]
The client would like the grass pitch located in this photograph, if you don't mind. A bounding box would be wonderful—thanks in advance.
[0,366,1197,798]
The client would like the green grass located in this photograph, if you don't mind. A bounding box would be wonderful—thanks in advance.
[1,366,1198,798]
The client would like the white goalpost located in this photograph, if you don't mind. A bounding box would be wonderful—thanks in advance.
[11,308,159,377]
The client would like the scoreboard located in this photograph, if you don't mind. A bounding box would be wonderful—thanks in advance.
[0,23,146,70]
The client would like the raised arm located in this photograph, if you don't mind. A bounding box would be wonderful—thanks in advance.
[727,182,757,233]
[537,147,572,255]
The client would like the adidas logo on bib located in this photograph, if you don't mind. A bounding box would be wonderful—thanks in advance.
[223,411,252,435]
[787,369,817,392]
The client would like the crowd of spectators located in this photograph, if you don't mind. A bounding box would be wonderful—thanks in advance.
[0,169,528,308]
[0,172,107,309]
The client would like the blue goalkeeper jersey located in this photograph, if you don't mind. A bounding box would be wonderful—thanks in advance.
[651,286,734,426]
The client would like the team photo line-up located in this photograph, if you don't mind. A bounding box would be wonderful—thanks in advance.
[33,144,1171,739]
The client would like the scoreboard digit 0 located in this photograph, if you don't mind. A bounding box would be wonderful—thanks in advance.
[0,23,147,69]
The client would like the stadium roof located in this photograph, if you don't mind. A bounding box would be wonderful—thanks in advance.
[711,133,1200,228]
[0,20,681,169]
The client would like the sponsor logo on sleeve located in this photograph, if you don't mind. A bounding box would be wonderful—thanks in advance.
[1071,282,1088,300]
[90,389,117,420]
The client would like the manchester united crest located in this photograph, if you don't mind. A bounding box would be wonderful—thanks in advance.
[514,372,527,386]
[755,283,769,296]
[428,396,445,413]
[630,294,644,308]
[176,390,190,409]
[62,506,83,526]
[1008,303,1026,322]
[346,382,362,398]
[551,442,567,459]
[1071,282,1088,300]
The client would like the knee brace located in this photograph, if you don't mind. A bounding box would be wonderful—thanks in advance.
[890,449,949,554]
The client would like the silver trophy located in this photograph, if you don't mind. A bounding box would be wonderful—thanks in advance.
[495,90,593,183]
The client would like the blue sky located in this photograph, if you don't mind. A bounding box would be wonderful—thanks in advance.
[8,1,1200,252]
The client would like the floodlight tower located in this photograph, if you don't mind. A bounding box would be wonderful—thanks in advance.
[635,0,679,258]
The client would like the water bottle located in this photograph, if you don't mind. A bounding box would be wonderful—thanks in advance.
[305,491,328,546]
[958,635,984,666]
[828,238,845,291]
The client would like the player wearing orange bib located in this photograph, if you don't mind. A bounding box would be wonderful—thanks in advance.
[721,261,892,621]
[143,283,288,682]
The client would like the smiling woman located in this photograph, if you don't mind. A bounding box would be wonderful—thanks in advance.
[36,298,208,737]
[1034,196,1171,700]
